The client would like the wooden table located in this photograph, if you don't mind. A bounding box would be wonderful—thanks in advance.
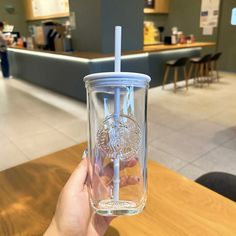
[0,143,236,236]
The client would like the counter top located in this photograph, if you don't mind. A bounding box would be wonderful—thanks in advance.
[9,42,216,60]
[143,41,216,53]
[8,42,204,101]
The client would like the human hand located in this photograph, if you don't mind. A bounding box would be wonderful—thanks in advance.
[44,156,114,236]
[44,152,139,236]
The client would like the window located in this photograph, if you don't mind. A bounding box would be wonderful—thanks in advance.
[231,8,236,25]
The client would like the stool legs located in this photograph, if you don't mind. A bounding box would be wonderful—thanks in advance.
[188,63,194,80]
[214,61,220,81]
[210,61,220,81]
[209,61,214,81]
[205,62,210,85]
[163,65,188,91]
[174,68,178,91]
[192,62,211,86]
[198,63,204,85]
[183,67,188,90]
[162,66,170,89]
[194,64,199,83]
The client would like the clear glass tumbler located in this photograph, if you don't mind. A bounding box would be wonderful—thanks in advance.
[84,72,151,216]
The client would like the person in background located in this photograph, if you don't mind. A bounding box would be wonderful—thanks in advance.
[0,21,10,78]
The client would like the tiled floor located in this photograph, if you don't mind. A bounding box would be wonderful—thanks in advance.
[0,72,236,180]
[0,76,87,170]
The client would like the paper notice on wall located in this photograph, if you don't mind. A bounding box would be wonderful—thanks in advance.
[200,0,220,28]
[203,26,213,35]
[32,0,69,17]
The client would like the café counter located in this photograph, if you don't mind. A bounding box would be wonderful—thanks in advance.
[8,42,215,102]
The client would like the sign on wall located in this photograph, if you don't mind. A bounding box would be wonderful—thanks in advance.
[200,0,220,28]
[32,0,69,17]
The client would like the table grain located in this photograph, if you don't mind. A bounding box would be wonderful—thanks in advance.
[0,143,236,236]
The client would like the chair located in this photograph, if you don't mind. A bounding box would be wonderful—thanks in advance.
[195,172,236,202]
[188,54,212,85]
[210,52,222,81]
[162,57,189,91]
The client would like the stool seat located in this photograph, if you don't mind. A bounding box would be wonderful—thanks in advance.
[190,57,201,63]
[162,57,189,91]
[211,52,222,62]
[166,60,176,66]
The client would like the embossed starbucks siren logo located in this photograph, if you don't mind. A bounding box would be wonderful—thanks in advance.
[97,114,141,160]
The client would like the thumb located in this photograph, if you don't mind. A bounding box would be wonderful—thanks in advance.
[64,154,88,192]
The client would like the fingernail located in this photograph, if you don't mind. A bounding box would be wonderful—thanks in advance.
[82,149,88,159]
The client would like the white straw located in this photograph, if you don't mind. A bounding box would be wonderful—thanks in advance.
[113,26,122,202]
[115,26,121,72]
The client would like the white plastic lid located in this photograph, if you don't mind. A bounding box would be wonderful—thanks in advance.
[84,72,151,88]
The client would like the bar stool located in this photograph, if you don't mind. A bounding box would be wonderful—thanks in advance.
[210,52,222,81]
[188,54,212,85]
[162,57,189,91]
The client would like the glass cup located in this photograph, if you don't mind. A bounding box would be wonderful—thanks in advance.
[84,72,151,216]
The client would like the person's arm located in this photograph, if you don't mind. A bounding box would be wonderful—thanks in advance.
[0,32,5,42]
[0,32,12,46]
[4,35,13,45]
